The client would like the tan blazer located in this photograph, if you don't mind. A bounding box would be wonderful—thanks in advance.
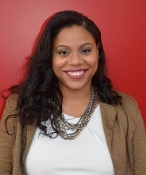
[0,93,146,175]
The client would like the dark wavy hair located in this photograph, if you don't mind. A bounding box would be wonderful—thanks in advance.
[7,10,121,137]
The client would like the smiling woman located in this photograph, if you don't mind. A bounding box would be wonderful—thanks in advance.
[0,10,146,175]
[52,26,98,96]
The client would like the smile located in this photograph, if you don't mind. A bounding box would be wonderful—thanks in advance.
[65,70,86,79]
[67,70,84,76]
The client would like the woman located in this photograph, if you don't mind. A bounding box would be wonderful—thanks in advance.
[0,10,146,175]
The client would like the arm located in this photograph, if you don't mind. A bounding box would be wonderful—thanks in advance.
[121,94,146,174]
[0,95,18,175]
[132,100,146,175]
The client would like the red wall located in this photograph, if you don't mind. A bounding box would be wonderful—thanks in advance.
[0,1,146,126]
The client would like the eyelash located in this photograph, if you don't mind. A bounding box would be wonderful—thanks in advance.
[58,50,69,56]
[80,49,91,54]
[57,48,91,56]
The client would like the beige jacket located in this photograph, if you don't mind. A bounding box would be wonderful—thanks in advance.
[0,93,146,175]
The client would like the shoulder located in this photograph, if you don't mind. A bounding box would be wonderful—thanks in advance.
[0,94,19,132]
[116,91,144,126]
[118,91,135,100]
[6,93,19,112]
[117,91,138,108]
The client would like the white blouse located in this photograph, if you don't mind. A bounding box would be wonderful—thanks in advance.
[26,105,114,175]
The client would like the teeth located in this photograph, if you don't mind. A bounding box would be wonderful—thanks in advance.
[67,70,84,76]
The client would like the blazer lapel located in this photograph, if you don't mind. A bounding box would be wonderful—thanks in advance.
[100,102,129,174]
[99,102,117,155]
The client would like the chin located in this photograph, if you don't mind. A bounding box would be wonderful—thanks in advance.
[64,83,91,91]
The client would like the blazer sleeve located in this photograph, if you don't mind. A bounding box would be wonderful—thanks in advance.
[132,99,146,174]
[0,94,19,175]
[122,94,146,175]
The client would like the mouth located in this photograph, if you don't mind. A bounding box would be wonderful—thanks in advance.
[65,69,87,79]
[67,70,84,76]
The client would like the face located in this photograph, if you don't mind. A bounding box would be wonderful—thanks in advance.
[52,25,99,91]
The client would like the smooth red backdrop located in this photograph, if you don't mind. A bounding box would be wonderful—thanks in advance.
[0,1,146,126]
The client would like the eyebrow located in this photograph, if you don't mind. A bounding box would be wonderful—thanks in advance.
[56,43,93,49]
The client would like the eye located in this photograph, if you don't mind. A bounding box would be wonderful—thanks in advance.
[80,49,91,55]
[58,50,69,56]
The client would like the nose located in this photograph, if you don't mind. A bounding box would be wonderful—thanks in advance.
[68,53,83,65]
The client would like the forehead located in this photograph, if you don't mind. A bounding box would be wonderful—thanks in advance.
[54,25,96,46]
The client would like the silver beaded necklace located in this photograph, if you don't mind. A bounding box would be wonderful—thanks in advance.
[54,88,98,140]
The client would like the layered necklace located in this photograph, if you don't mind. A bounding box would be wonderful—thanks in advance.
[54,88,98,140]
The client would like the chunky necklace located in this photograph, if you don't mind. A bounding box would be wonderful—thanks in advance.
[54,88,98,140]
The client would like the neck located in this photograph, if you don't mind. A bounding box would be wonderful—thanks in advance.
[59,85,92,117]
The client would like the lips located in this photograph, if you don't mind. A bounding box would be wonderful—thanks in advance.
[65,69,87,79]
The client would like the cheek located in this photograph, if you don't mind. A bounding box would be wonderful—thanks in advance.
[91,59,98,77]
[52,58,58,75]
[93,62,98,74]
[52,57,60,69]
[90,56,98,70]
[90,49,99,68]
[52,56,65,67]
[52,57,64,76]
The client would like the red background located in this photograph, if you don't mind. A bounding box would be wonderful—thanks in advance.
[0,1,146,126]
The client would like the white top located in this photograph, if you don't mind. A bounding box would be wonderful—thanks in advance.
[26,105,114,175]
